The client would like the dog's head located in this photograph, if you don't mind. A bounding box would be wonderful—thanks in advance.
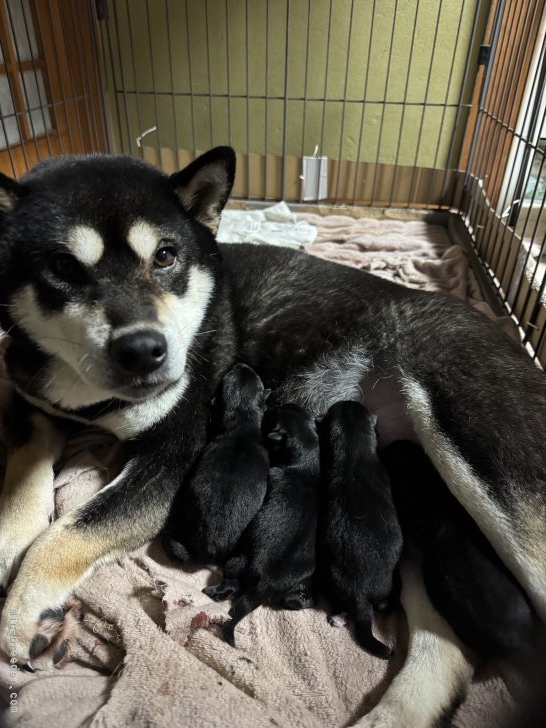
[0,147,235,411]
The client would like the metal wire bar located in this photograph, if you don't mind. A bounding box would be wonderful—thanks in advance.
[350,0,376,205]
[369,0,400,206]
[124,0,144,154]
[479,0,536,264]
[280,0,290,202]
[225,0,232,147]
[19,0,53,157]
[165,0,180,168]
[319,0,335,170]
[427,0,472,207]
[298,0,312,203]
[73,3,100,151]
[204,0,213,148]
[333,0,356,203]
[3,0,37,163]
[145,0,162,153]
[494,44,546,294]
[108,0,133,154]
[388,0,420,207]
[183,0,196,160]
[406,0,444,208]
[56,1,86,151]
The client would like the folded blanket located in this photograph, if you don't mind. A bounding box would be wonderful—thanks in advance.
[0,214,521,727]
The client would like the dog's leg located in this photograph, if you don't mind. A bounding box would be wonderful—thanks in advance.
[353,551,476,728]
[0,453,180,666]
[402,376,546,621]
[0,411,65,591]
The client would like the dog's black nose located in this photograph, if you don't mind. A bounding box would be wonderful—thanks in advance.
[109,330,167,375]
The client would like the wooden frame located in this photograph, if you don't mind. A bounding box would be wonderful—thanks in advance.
[0,0,108,178]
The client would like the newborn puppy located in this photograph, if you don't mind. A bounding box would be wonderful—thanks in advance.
[382,440,536,659]
[162,363,269,565]
[317,400,403,660]
[205,403,320,647]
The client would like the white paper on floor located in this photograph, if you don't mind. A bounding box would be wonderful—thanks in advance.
[217,201,317,247]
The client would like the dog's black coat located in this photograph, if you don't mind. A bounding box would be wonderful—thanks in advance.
[204,403,320,647]
[162,363,269,565]
[382,440,536,658]
[317,401,403,659]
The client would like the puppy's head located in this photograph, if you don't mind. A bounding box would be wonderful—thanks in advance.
[0,148,235,409]
[317,400,379,471]
[211,363,268,429]
[262,403,319,465]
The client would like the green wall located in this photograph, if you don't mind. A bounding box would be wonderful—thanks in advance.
[102,0,489,170]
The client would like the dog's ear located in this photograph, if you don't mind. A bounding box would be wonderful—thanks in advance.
[170,147,236,235]
[0,172,24,214]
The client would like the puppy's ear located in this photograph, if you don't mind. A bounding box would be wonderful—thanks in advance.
[0,172,24,214]
[170,147,236,235]
[267,429,285,443]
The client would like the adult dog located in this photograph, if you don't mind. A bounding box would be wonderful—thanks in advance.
[0,147,544,724]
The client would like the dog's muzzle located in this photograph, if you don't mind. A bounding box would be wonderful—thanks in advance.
[109,329,167,376]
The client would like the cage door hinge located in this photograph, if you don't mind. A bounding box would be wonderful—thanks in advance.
[478,45,491,67]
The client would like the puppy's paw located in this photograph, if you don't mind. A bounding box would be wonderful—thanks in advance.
[282,592,315,610]
[328,612,348,628]
[203,579,241,602]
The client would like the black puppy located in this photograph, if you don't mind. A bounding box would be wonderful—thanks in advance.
[317,400,403,660]
[381,440,536,659]
[205,403,320,647]
[162,363,269,565]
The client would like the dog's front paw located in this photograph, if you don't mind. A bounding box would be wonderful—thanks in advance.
[0,584,82,669]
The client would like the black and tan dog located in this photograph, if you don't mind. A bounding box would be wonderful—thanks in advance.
[317,401,402,659]
[162,362,269,565]
[204,403,320,646]
[0,147,544,724]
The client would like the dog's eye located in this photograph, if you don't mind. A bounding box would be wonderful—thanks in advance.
[153,247,176,270]
[48,253,82,282]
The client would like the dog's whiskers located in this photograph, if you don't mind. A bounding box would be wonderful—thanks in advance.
[41,335,83,347]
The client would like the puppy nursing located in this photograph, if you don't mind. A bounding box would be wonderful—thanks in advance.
[218,403,321,646]
[317,401,402,659]
[162,363,269,565]
[164,369,404,656]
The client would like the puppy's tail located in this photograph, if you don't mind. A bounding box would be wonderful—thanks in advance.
[353,605,393,660]
[223,594,259,647]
